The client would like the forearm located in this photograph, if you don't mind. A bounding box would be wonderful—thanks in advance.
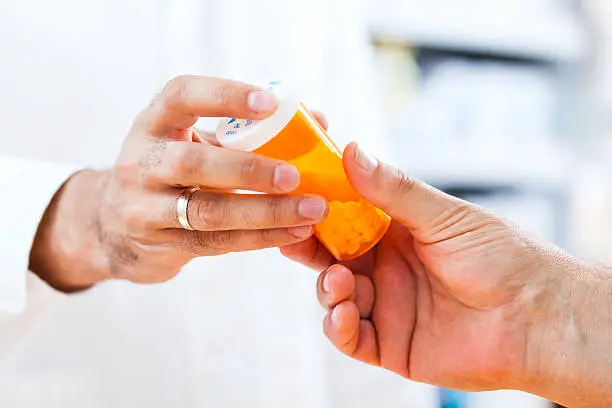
[29,169,111,292]
[523,255,612,407]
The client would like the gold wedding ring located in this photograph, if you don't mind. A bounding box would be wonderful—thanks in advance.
[177,187,199,231]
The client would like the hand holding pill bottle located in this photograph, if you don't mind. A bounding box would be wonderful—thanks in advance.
[217,81,391,261]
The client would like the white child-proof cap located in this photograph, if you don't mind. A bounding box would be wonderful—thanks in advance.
[216,81,301,152]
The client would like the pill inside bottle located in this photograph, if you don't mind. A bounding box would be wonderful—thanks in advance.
[216,81,391,261]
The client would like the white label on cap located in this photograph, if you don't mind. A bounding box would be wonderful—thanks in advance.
[216,81,301,152]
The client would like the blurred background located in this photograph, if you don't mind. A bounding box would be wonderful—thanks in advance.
[1,0,611,407]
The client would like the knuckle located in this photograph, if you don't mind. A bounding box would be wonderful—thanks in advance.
[265,197,284,225]
[138,212,159,231]
[121,206,146,232]
[427,202,481,241]
[454,203,484,229]
[163,75,192,109]
[449,202,478,224]
[213,82,235,107]
[206,230,234,251]
[393,168,417,197]
[167,146,202,180]
[256,229,280,247]
[194,194,226,229]
[135,139,170,183]
[240,156,262,185]
[112,163,139,187]
[240,205,257,228]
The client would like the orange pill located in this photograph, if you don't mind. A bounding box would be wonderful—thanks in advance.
[216,81,391,261]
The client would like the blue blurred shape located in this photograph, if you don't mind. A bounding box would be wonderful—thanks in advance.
[439,389,468,408]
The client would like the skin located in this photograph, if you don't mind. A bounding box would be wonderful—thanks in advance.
[25,74,612,407]
[282,143,612,408]
[29,75,330,291]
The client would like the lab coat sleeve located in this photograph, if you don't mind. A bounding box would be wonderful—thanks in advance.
[0,155,79,314]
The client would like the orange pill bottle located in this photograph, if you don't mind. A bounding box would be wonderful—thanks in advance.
[216,81,391,261]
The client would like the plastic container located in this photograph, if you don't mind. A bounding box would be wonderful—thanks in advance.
[216,81,391,261]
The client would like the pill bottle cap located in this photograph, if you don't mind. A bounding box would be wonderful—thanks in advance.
[216,81,301,152]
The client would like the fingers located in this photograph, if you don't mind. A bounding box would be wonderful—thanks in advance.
[169,191,328,231]
[318,263,379,366]
[324,302,380,366]
[280,237,335,272]
[137,76,279,136]
[121,187,327,235]
[161,226,315,257]
[317,265,355,308]
[354,274,376,319]
[145,142,301,194]
[343,142,474,243]
[317,265,375,318]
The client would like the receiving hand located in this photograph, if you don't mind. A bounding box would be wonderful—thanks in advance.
[282,142,568,392]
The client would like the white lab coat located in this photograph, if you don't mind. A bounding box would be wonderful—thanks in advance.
[0,1,435,407]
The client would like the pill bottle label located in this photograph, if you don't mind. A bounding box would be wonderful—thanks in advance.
[216,81,301,152]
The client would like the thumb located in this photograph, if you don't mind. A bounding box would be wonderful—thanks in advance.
[343,143,474,243]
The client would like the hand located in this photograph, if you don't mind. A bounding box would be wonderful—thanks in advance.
[30,76,329,290]
[282,143,594,399]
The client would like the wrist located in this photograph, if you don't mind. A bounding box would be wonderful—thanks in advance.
[521,252,612,407]
[30,169,112,292]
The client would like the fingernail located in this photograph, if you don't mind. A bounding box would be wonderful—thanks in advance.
[299,197,327,220]
[355,144,378,172]
[288,226,313,239]
[331,307,341,326]
[274,164,300,192]
[248,90,278,114]
[322,272,331,293]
